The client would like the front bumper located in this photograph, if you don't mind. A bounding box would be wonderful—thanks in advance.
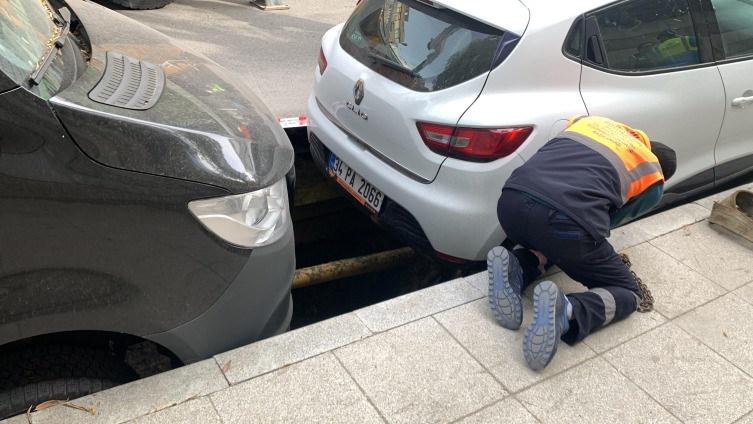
[307,93,524,260]
[144,221,295,364]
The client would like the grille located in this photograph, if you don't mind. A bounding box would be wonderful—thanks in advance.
[88,51,165,110]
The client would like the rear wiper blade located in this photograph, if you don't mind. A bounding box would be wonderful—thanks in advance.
[367,51,419,78]
[29,7,71,86]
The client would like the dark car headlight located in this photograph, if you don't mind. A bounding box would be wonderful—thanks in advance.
[188,179,289,248]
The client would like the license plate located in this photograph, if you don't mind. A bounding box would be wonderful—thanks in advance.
[328,154,384,213]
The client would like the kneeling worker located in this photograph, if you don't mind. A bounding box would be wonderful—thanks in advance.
[490,116,676,371]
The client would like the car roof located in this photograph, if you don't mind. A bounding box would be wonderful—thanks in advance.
[432,0,530,35]
[433,0,611,35]
[519,0,610,19]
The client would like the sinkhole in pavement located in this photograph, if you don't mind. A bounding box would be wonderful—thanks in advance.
[288,130,482,329]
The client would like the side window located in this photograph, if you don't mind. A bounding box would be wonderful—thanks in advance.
[710,0,753,59]
[564,17,584,59]
[588,0,701,72]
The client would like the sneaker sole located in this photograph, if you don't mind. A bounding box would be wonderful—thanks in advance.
[487,247,522,330]
[523,281,559,371]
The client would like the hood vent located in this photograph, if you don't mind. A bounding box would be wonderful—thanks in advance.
[88,51,165,110]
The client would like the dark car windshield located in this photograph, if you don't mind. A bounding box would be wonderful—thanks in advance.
[340,0,508,92]
[0,0,60,87]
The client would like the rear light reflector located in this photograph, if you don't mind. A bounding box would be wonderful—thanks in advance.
[318,47,328,75]
[416,122,532,162]
[415,122,453,154]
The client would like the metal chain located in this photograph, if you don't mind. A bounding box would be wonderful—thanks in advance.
[619,253,654,313]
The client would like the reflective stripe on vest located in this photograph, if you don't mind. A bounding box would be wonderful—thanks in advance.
[562,117,664,204]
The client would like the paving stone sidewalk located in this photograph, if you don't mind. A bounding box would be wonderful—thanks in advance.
[7,183,753,424]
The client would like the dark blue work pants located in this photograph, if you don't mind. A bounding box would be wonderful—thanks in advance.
[497,189,640,344]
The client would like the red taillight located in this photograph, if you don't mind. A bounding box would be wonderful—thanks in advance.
[416,122,453,154]
[416,122,532,162]
[318,47,328,75]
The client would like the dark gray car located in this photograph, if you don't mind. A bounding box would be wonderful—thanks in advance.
[0,0,294,417]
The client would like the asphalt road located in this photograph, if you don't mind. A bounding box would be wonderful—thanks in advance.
[115,0,356,119]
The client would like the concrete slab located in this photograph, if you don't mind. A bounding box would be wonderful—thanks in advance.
[607,220,654,252]
[456,398,538,424]
[734,282,753,306]
[215,312,370,384]
[464,271,489,295]
[127,397,221,424]
[676,293,753,376]
[354,277,482,333]
[624,243,727,318]
[23,359,228,424]
[651,221,753,290]
[583,308,666,353]
[434,299,596,393]
[334,317,505,424]
[635,203,709,239]
[737,411,753,424]
[518,357,678,424]
[694,183,753,211]
[210,353,383,424]
[605,324,753,424]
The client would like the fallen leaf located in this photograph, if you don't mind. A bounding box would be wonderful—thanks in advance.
[34,400,66,411]
[62,402,96,415]
[222,360,232,373]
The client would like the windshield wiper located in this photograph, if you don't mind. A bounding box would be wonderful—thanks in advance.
[367,51,419,78]
[29,7,71,86]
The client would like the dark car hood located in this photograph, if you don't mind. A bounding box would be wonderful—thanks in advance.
[50,0,293,194]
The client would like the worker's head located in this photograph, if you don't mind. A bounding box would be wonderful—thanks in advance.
[651,141,677,181]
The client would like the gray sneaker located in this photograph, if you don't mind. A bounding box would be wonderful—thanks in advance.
[487,247,524,330]
[522,280,570,371]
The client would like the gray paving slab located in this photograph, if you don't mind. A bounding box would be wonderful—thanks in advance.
[215,312,370,384]
[334,317,505,424]
[635,203,709,239]
[607,219,654,252]
[604,323,753,424]
[623,243,727,318]
[651,221,753,290]
[518,357,678,424]
[354,277,483,333]
[23,359,228,424]
[583,308,666,353]
[210,352,383,424]
[694,183,753,211]
[434,299,596,393]
[734,281,753,306]
[127,397,221,424]
[676,293,753,376]
[464,271,488,295]
[737,411,753,424]
[456,398,538,424]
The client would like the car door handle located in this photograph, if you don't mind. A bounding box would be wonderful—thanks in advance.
[732,90,753,108]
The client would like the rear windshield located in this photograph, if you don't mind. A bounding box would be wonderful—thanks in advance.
[340,0,508,92]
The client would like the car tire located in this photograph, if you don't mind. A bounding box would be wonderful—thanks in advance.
[0,345,137,419]
[106,0,174,10]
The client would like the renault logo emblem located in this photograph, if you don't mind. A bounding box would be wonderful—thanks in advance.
[353,79,365,105]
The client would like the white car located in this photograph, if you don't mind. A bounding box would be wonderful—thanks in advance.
[307,0,753,262]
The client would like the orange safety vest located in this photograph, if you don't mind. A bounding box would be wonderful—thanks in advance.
[563,116,664,204]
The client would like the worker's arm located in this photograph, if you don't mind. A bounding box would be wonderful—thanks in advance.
[610,182,664,228]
